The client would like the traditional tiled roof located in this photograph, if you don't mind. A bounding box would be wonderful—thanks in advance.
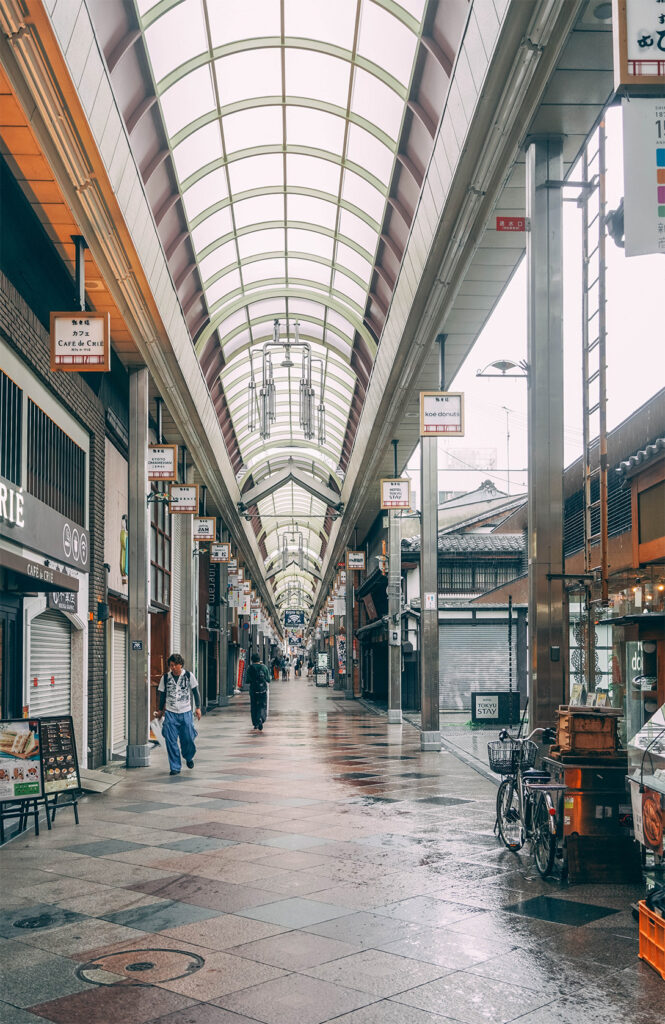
[402,533,525,555]
[617,437,665,478]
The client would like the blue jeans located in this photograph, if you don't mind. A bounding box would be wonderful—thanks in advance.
[162,710,197,772]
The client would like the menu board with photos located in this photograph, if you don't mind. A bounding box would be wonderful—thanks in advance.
[0,719,42,801]
[40,716,81,795]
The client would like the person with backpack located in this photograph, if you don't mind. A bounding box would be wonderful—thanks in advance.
[156,653,201,775]
[246,652,270,731]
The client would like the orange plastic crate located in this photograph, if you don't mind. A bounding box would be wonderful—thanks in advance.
[639,900,665,980]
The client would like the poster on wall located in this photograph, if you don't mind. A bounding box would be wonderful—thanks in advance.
[39,716,81,795]
[0,720,42,801]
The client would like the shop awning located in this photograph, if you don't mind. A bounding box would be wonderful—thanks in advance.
[0,547,79,593]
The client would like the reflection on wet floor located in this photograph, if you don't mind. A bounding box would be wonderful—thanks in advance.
[0,677,657,1023]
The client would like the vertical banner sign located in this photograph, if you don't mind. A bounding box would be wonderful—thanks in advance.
[336,634,346,673]
[148,445,178,481]
[0,720,42,800]
[420,392,464,436]
[622,97,665,256]
[50,313,111,371]
[237,648,246,689]
[613,0,665,88]
[193,517,216,541]
[347,550,366,570]
[169,484,198,514]
[380,479,411,509]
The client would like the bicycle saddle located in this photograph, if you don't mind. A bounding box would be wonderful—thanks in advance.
[522,768,550,780]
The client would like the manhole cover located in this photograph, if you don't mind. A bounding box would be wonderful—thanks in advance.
[77,948,205,986]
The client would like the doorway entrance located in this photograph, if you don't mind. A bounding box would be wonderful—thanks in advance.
[0,594,22,719]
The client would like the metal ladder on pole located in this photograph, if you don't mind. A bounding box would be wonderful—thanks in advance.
[577,121,609,692]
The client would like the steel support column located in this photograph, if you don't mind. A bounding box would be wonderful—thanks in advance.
[127,368,150,767]
[345,559,355,699]
[388,510,402,723]
[526,137,566,731]
[180,464,195,673]
[419,435,440,750]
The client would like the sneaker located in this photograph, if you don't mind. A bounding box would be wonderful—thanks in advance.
[169,770,180,776]
[186,760,194,769]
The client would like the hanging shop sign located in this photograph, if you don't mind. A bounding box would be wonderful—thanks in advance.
[347,550,366,570]
[50,313,111,372]
[193,517,216,542]
[284,609,305,627]
[47,591,78,614]
[420,391,464,436]
[622,97,665,256]
[148,445,178,481]
[0,719,42,801]
[210,542,230,563]
[613,0,665,88]
[40,716,81,795]
[251,609,260,624]
[242,580,251,594]
[333,598,345,616]
[380,478,411,509]
[240,594,251,614]
[169,484,198,514]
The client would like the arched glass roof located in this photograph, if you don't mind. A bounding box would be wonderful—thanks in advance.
[136,0,427,608]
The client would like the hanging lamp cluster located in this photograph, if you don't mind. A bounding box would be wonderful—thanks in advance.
[247,320,326,443]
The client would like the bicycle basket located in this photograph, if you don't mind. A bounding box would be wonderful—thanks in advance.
[487,739,538,775]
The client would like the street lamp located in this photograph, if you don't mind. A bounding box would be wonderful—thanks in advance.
[476,358,528,496]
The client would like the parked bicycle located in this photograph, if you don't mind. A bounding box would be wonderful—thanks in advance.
[488,725,565,877]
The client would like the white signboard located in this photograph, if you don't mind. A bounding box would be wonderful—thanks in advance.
[242,580,251,594]
[622,97,665,256]
[380,478,411,509]
[148,445,178,481]
[251,609,259,624]
[615,0,665,87]
[241,595,251,614]
[211,542,230,563]
[424,592,437,610]
[475,695,499,719]
[193,517,215,541]
[420,392,464,436]
[169,484,198,514]
[50,313,110,371]
[347,550,366,570]
[333,598,345,616]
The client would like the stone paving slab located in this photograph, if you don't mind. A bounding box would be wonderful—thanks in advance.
[0,677,648,1023]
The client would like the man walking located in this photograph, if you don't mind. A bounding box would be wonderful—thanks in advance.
[156,653,201,775]
[246,652,270,732]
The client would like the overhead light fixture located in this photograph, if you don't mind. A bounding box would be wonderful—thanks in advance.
[246,319,322,443]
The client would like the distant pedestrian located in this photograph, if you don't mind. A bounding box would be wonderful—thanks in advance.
[156,653,201,775]
[246,651,270,731]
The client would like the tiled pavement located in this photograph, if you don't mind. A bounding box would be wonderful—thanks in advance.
[1,678,660,1023]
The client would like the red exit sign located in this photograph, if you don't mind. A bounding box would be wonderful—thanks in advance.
[496,216,525,232]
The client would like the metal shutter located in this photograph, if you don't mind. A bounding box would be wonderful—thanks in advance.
[171,515,182,651]
[112,623,128,752]
[439,622,511,711]
[29,609,71,717]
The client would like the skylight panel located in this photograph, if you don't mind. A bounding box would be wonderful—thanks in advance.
[326,309,355,339]
[228,153,284,195]
[346,123,395,186]
[237,227,286,259]
[287,258,332,287]
[217,307,250,340]
[183,168,228,222]
[287,229,334,262]
[341,169,386,224]
[333,271,368,311]
[283,0,358,51]
[338,209,378,260]
[144,0,207,83]
[325,329,353,359]
[198,240,238,283]
[286,194,337,231]
[357,1,418,85]
[206,272,242,310]
[289,298,327,321]
[286,154,341,196]
[232,194,285,230]
[215,49,282,106]
[248,298,287,323]
[394,0,426,23]
[351,67,404,141]
[241,257,287,285]
[160,65,215,138]
[192,207,234,253]
[285,106,346,153]
[285,49,351,109]
[223,106,283,155]
[334,241,372,284]
[173,121,223,184]
[207,0,280,46]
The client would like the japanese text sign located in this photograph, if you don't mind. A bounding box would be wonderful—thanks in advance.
[169,484,198,514]
[347,550,366,570]
[148,445,178,481]
[210,542,230,563]
[380,478,411,509]
[420,392,464,436]
[50,313,110,372]
[193,517,216,541]
[496,216,525,232]
[622,97,665,255]
[284,609,305,627]
[614,0,665,87]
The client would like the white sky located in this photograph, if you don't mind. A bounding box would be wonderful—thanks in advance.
[406,105,664,508]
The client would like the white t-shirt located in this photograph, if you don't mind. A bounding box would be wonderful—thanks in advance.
[158,670,198,714]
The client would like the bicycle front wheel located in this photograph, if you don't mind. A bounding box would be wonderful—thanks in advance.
[496,778,524,851]
[531,794,556,877]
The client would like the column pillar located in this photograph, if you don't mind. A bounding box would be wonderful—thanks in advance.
[387,510,402,723]
[180,462,195,672]
[218,525,229,705]
[419,435,441,750]
[127,368,150,767]
[526,137,566,730]
[345,558,354,699]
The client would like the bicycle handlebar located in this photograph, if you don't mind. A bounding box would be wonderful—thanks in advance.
[499,726,556,744]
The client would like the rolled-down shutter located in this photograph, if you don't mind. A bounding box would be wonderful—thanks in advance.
[439,622,511,711]
[112,623,128,752]
[29,609,71,717]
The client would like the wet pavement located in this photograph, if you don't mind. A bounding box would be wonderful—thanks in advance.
[0,677,660,1023]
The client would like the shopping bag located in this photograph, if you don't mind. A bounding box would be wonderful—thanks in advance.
[149,715,163,746]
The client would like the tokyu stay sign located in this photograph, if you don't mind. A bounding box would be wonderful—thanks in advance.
[420,392,464,436]
[380,479,410,509]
